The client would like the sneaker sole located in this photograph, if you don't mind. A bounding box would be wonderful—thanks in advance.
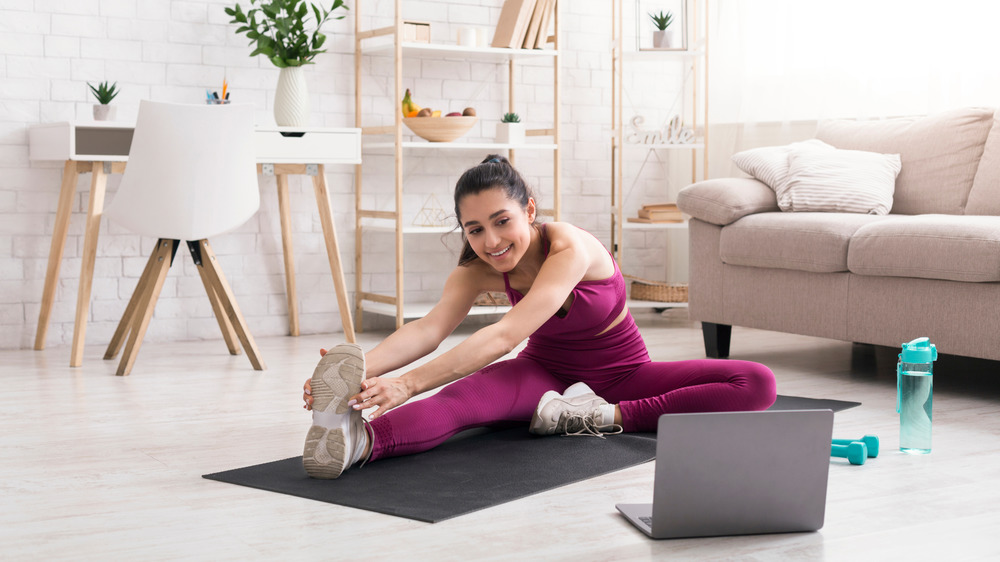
[303,426,349,479]
[303,343,365,479]
[309,343,365,414]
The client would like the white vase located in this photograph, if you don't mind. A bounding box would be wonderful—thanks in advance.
[93,104,116,121]
[653,29,674,49]
[274,66,310,127]
[496,122,525,145]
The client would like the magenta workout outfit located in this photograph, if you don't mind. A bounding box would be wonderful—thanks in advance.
[367,226,776,461]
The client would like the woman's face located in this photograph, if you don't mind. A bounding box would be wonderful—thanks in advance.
[458,187,536,273]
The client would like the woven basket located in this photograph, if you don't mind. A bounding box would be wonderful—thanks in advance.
[474,291,511,306]
[626,275,688,303]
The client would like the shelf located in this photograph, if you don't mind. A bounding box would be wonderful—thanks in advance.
[627,299,688,310]
[622,142,705,150]
[622,221,689,230]
[362,219,458,234]
[362,41,558,62]
[364,140,557,150]
[623,49,706,60]
[362,300,510,319]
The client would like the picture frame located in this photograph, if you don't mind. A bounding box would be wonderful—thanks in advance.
[637,0,687,51]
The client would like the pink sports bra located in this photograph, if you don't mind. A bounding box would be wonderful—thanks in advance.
[503,223,628,339]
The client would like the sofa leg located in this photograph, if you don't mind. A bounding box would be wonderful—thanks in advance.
[702,322,732,359]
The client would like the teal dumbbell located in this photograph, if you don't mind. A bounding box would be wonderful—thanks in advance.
[831,441,868,465]
[832,435,879,458]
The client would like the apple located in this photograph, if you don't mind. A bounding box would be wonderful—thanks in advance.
[445,112,463,117]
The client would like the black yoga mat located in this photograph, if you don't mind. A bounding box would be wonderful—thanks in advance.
[205,426,657,523]
[203,395,859,523]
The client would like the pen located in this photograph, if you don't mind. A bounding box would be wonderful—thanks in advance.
[213,91,219,100]
[222,79,228,101]
[206,89,212,102]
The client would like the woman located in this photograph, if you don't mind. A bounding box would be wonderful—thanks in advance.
[302,155,776,479]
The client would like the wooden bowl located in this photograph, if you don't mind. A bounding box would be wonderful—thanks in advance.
[403,116,477,142]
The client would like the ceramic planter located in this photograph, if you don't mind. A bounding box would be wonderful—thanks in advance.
[93,104,116,121]
[274,66,310,127]
[496,122,525,145]
[653,29,674,49]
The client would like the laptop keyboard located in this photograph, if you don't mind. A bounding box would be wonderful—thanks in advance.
[639,516,653,528]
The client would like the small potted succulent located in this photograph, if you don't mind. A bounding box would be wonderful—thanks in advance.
[649,10,674,49]
[88,81,120,121]
[496,112,525,145]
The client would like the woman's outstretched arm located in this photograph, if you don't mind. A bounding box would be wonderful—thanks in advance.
[354,225,601,418]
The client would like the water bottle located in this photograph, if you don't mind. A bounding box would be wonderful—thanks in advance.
[897,337,937,454]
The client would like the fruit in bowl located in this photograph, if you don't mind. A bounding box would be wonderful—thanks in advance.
[403,115,478,142]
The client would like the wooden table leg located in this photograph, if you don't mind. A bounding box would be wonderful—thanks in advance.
[312,165,356,343]
[70,162,109,367]
[275,173,300,336]
[35,160,81,350]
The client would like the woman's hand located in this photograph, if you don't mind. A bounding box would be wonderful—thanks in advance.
[302,347,331,411]
[350,376,412,420]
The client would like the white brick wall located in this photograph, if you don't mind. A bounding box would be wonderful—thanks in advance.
[1,0,687,351]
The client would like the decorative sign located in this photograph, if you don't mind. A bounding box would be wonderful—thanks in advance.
[413,193,451,227]
[626,115,695,145]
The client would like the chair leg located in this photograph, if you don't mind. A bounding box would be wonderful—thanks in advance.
[105,243,163,360]
[117,239,178,376]
[195,239,266,371]
[188,241,241,356]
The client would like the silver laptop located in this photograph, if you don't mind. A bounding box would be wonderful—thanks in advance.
[617,409,834,539]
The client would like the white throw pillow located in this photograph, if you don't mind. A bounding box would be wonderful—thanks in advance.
[779,148,902,214]
[731,139,834,191]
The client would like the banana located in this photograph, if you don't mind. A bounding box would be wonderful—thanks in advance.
[401,88,422,116]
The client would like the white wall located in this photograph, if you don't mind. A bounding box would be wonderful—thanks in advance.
[0,0,627,350]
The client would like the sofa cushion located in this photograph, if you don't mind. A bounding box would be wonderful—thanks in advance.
[848,215,1000,282]
[731,139,833,191]
[677,178,779,226]
[966,111,1000,215]
[719,212,893,273]
[780,148,901,214]
[816,107,994,215]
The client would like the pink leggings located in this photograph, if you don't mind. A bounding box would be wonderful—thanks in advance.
[367,357,776,461]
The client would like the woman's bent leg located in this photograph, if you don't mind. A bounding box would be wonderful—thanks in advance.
[598,359,777,432]
[367,358,564,461]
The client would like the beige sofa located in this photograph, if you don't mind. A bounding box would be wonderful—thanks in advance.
[677,107,1000,361]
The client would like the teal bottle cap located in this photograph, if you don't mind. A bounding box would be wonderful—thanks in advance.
[900,337,937,363]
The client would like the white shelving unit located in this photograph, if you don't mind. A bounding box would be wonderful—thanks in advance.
[611,0,708,309]
[354,0,561,330]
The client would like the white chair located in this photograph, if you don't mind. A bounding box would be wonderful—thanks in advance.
[104,100,266,376]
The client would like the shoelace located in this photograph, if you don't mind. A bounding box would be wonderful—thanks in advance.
[557,411,624,439]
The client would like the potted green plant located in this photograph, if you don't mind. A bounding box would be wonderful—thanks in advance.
[225,0,349,126]
[496,112,524,145]
[649,10,674,49]
[88,81,120,121]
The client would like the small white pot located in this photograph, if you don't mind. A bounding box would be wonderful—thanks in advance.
[653,29,674,49]
[93,104,116,121]
[496,122,525,145]
[274,66,310,127]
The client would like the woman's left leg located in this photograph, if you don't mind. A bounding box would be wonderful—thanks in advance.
[593,359,777,432]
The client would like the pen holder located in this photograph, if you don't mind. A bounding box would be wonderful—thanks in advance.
[206,99,231,105]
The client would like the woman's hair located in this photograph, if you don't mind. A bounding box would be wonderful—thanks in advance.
[454,154,537,266]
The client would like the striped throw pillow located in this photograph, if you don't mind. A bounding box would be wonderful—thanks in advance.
[731,139,834,191]
[779,148,902,214]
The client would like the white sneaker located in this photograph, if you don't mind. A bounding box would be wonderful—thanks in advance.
[303,343,370,479]
[529,382,623,437]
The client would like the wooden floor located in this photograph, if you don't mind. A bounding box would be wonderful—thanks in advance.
[4,310,1000,560]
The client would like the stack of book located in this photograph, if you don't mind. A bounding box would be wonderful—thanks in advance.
[627,203,685,224]
[491,0,557,50]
